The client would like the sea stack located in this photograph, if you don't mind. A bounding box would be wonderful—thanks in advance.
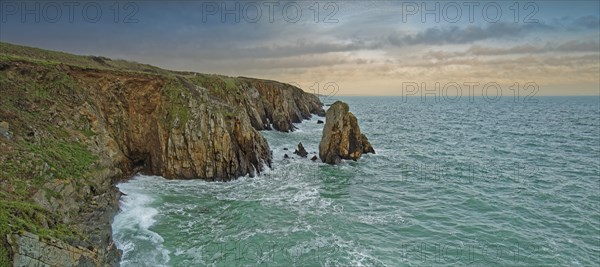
[319,101,375,164]
[293,142,308,158]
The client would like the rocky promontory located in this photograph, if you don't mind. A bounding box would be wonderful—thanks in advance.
[0,42,324,266]
[319,101,375,164]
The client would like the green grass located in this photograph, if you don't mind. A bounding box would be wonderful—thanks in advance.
[188,73,244,101]
[1,139,98,202]
[23,141,98,181]
[0,42,169,75]
[0,43,104,265]
[0,200,81,265]
[162,79,191,127]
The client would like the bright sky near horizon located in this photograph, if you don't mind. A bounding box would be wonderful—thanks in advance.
[1,1,599,96]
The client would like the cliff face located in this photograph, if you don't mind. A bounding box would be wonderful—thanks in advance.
[319,101,375,164]
[0,43,323,266]
[239,78,325,132]
[74,69,274,181]
[181,75,324,133]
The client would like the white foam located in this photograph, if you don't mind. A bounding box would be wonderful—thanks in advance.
[112,175,171,267]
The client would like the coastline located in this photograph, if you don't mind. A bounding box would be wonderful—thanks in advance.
[0,42,324,266]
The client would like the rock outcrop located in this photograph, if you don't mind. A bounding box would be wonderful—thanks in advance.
[7,231,120,267]
[0,42,325,266]
[204,77,325,132]
[293,142,308,158]
[319,101,375,164]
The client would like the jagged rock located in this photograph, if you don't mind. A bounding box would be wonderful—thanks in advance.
[7,231,120,267]
[228,78,325,132]
[293,142,308,158]
[311,155,318,161]
[319,101,375,164]
[284,154,290,159]
[361,134,375,154]
[317,120,324,124]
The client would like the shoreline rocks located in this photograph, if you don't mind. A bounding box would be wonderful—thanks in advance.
[293,142,308,158]
[319,101,375,164]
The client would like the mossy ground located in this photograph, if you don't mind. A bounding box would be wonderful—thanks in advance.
[0,51,101,265]
[188,73,243,100]
[162,79,191,127]
[0,42,168,75]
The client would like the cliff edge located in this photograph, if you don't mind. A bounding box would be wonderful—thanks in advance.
[0,42,324,266]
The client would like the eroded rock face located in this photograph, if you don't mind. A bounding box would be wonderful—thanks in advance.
[236,78,324,132]
[7,231,120,267]
[319,101,375,164]
[76,70,272,181]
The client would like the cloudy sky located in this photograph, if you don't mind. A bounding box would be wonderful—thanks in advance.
[1,1,599,95]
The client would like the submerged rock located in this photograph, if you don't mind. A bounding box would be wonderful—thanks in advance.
[293,142,308,158]
[319,101,375,164]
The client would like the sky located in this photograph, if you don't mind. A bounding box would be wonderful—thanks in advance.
[0,0,599,96]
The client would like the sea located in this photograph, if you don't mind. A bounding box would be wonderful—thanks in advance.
[112,96,600,266]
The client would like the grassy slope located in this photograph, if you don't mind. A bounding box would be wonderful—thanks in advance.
[0,42,261,265]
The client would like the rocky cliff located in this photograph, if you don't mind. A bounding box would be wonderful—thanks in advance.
[319,101,375,164]
[0,42,324,266]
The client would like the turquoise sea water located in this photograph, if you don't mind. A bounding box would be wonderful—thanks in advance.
[112,96,599,266]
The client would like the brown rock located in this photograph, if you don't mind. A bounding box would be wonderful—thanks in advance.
[319,101,375,164]
[226,78,325,132]
[311,155,318,161]
[293,142,308,158]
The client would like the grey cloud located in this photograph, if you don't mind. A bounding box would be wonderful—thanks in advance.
[224,39,381,59]
[572,15,600,30]
[388,23,551,47]
[422,40,599,60]
[468,40,599,56]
